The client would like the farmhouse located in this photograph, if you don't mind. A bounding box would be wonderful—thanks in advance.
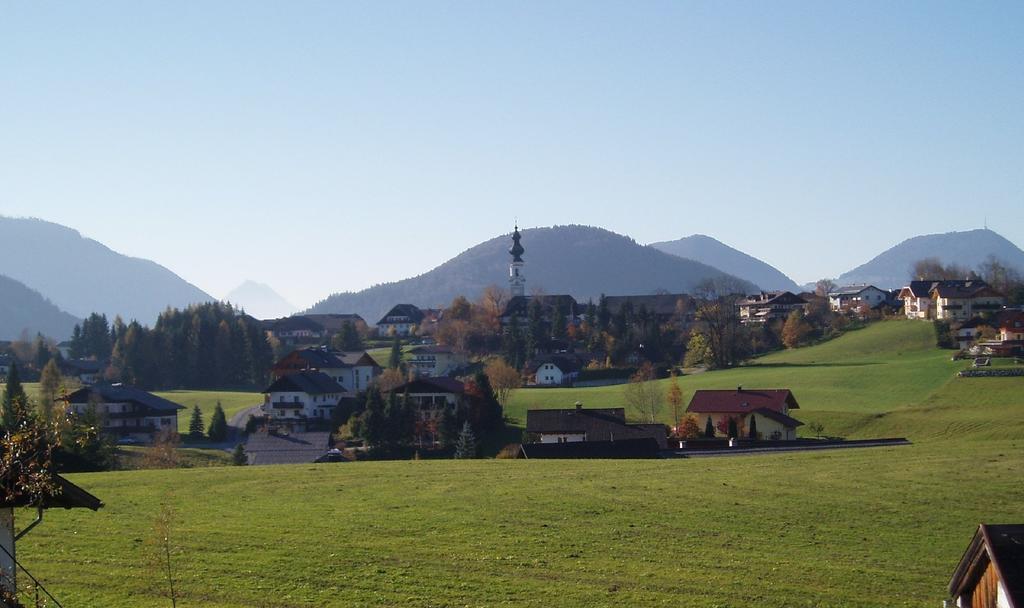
[525,404,668,449]
[376,304,425,337]
[63,383,185,442]
[686,387,803,440]
[737,291,808,324]
[529,354,581,386]
[899,280,1005,321]
[385,376,467,446]
[828,285,889,312]
[407,345,467,377]
[262,371,345,426]
[948,523,1024,608]
[272,347,380,393]
[1000,311,1024,342]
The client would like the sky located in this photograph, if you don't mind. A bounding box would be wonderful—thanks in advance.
[2,1,1022,310]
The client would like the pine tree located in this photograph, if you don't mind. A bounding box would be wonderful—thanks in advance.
[388,335,403,370]
[748,414,758,440]
[39,359,63,423]
[704,415,714,438]
[2,362,28,430]
[359,387,387,448]
[207,402,228,442]
[727,417,738,439]
[188,405,205,439]
[454,421,477,459]
[232,443,247,466]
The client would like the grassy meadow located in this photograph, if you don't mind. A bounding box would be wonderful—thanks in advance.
[10,319,1024,606]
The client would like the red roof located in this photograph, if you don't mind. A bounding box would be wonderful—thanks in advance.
[686,388,799,414]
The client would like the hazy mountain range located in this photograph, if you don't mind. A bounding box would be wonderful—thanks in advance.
[306,225,756,323]
[0,216,214,325]
[224,281,296,320]
[3,215,1023,341]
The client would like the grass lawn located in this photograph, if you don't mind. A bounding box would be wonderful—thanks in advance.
[9,319,1024,606]
[155,389,263,431]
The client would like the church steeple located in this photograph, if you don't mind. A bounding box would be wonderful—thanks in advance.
[509,224,526,297]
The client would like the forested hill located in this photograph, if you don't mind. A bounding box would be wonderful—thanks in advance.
[836,228,1024,288]
[307,225,755,322]
[0,274,80,340]
[0,216,215,323]
[650,234,800,292]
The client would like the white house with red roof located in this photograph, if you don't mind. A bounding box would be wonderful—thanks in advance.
[686,387,804,440]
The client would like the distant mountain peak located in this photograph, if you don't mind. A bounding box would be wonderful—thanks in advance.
[224,280,296,319]
[0,273,80,340]
[649,234,799,292]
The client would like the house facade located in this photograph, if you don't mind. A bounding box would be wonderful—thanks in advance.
[686,387,803,440]
[525,404,667,449]
[737,291,809,324]
[264,314,365,346]
[262,371,345,424]
[899,280,1005,321]
[529,354,581,386]
[828,285,889,312]
[407,345,467,377]
[948,524,1024,608]
[272,347,381,394]
[64,384,184,442]
[61,358,105,385]
[386,377,466,446]
[376,304,425,337]
[1000,311,1024,342]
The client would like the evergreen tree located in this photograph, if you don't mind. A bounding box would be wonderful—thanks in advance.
[207,402,228,442]
[39,359,63,423]
[727,417,738,439]
[2,362,28,430]
[470,372,504,432]
[388,335,403,370]
[453,421,477,459]
[704,415,714,438]
[748,414,758,440]
[33,334,52,370]
[359,387,388,447]
[438,408,460,448]
[188,405,205,439]
[232,443,247,466]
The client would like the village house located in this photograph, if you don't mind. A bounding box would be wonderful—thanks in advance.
[525,403,667,448]
[376,304,425,337]
[272,347,380,393]
[948,523,1024,608]
[999,310,1024,342]
[61,358,106,385]
[899,280,1005,321]
[243,430,336,465]
[407,345,467,377]
[385,377,467,446]
[63,383,185,442]
[686,387,803,440]
[261,371,345,426]
[264,313,365,346]
[827,284,889,312]
[736,291,809,324]
[528,354,582,386]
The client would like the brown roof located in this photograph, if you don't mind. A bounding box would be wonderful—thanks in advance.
[737,291,807,306]
[0,474,103,510]
[687,388,799,414]
[526,407,667,448]
[949,524,1024,607]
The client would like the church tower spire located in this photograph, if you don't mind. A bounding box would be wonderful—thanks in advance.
[509,224,525,298]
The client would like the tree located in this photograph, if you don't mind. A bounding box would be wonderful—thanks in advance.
[188,405,204,440]
[666,373,684,427]
[388,335,403,370]
[207,402,228,442]
[143,430,181,469]
[39,358,64,423]
[691,287,747,369]
[808,421,825,439]
[331,320,364,351]
[704,415,714,438]
[623,362,663,423]
[232,443,247,466]
[484,358,520,407]
[748,414,758,439]
[727,417,738,439]
[683,332,712,368]
[814,279,836,298]
[144,500,180,607]
[453,421,477,459]
[376,368,406,393]
[781,309,812,349]
[1,362,27,430]
[675,415,701,440]
[358,387,388,448]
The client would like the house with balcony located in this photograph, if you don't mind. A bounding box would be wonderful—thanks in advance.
[736,291,808,324]
[407,345,467,377]
[272,347,381,393]
[686,387,803,440]
[63,383,185,442]
[262,371,345,429]
[899,279,1004,320]
[376,304,426,337]
[827,284,889,312]
[1000,311,1024,342]
[384,377,466,446]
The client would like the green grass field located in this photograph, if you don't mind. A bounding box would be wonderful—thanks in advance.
[10,320,1024,607]
[155,390,262,432]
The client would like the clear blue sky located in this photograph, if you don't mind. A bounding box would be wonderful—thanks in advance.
[2,1,1022,308]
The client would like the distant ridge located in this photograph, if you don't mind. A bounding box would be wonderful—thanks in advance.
[306,225,755,323]
[0,216,215,323]
[0,273,80,340]
[224,280,296,320]
[835,228,1024,288]
[650,234,799,292]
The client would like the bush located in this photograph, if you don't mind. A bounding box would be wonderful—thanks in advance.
[496,443,522,459]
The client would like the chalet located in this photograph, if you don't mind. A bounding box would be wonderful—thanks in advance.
[271,347,380,393]
[686,387,803,440]
[525,404,668,449]
[64,384,185,442]
[243,430,335,465]
[262,371,345,425]
[385,377,466,445]
[999,311,1024,343]
[899,280,1004,321]
[827,285,889,312]
[948,523,1024,608]
[407,345,467,377]
[737,291,808,324]
[377,304,425,337]
[61,358,106,385]
[529,354,582,386]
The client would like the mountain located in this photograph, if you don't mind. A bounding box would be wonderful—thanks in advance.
[0,216,215,323]
[835,228,1024,289]
[649,234,800,292]
[0,274,80,340]
[224,280,296,320]
[307,225,755,322]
